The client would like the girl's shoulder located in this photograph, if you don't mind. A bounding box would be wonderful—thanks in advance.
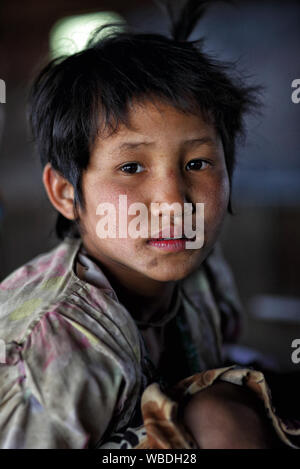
[0,237,81,336]
[0,236,141,363]
[0,236,81,292]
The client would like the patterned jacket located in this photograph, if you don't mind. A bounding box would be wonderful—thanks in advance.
[0,237,298,448]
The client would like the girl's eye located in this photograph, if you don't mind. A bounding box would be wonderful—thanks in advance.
[119,162,144,174]
[185,159,210,171]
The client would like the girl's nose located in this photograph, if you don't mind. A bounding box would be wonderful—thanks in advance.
[149,171,190,219]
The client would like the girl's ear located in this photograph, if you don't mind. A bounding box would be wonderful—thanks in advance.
[42,163,75,220]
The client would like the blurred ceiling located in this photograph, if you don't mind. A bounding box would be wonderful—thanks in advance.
[0,0,152,81]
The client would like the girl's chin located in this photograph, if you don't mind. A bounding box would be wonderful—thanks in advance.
[144,266,198,283]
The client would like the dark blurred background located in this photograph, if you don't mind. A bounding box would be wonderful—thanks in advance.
[0,0,299,371]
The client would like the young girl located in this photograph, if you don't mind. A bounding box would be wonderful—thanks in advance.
[0,1,299,449]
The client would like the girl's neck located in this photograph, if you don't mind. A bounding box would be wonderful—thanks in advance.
[115,280,177,323]
[81,243,178,321]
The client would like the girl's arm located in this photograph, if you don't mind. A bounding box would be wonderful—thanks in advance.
[0,307,134,449]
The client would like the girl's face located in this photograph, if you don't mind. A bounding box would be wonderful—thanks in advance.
[78,99,230,295]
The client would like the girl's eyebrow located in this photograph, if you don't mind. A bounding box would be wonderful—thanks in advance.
[115,136,215,152]
[183,137,216,147]
[117,141,154,151]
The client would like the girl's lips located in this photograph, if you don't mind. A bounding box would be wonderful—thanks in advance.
[147,235,196,241]
[146,236,196,252]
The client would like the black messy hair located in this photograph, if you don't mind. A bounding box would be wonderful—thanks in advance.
[29,0,259,239]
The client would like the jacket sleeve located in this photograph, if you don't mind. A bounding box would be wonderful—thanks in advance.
[0,309,126,449]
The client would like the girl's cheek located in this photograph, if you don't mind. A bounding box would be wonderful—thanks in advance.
[211,172,230,206]
[202,181,229,229]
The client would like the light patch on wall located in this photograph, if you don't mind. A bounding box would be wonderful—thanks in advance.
[50,11,126,58]
[0,79,5,104]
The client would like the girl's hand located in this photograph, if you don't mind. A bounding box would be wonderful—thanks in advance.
[182,381,282,449]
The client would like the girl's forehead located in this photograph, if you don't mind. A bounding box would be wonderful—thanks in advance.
[98,100,217,150]
[126,98,210,128]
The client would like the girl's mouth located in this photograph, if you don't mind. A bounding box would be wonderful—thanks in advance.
[146,236,196,252]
